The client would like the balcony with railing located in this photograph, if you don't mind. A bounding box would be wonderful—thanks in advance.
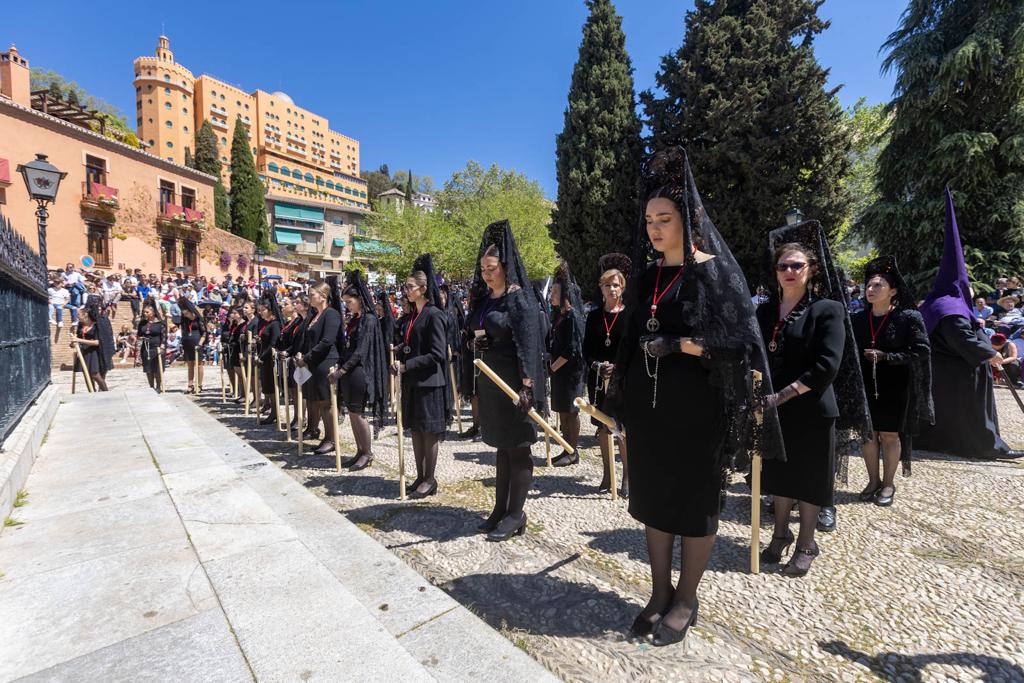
[80,181,120,210]
[293,241,323,255]
[157,201,205,229]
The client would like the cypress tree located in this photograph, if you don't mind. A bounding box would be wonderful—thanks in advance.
[551,0,642,290]
[858,0,1024,287]
[642,0,851,280]
[193,120,230,231]
[183,146,194,169]
[228,122,269,248]
[405,169,414,200]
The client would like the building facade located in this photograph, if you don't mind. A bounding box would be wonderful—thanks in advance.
[0,43,293,279]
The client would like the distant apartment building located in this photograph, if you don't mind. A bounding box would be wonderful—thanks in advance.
[132,36,385,276]
[0,43,289,277]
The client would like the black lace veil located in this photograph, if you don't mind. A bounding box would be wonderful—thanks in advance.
[345,270,389,435]
[412,254,443,310]
[767,220,874,471]
[376,290,396,348]
[471,220,548,414]
[553,260,586,363]
[629,148,787,468]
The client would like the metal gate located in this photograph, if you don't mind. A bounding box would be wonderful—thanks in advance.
[0,210,49,442]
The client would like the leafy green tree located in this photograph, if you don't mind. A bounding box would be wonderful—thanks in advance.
[228,123,268,247]
[642,0,852,280]
[193,120,230,230]
[361,169,397,201]
[551,0,643,290]
[33,68,138,146]
[858,0,1024,287]
[369,161,557,280]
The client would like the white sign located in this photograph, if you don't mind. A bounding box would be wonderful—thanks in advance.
[366,271,380,285]
[385,273,396,285]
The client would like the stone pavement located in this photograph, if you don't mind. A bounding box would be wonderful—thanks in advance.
[186,371,1024,683]
[0,369,555,683]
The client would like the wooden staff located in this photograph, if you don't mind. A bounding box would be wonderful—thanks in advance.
[71,358,77,394]
[73,342,94,393]
[543,376,552,466]
[328,366,342,472]
[750,369,764,575]
[272,349,283,430]
[295,353,304,458]
[282,353,292,442]
[243,331,252,416]
[220,346,226,403]
[253,346,262,423]
[474,359,574,453]
[574,397,619,501]
[157,345,165,394]
[448,348,463,433]
[394,352,406,500]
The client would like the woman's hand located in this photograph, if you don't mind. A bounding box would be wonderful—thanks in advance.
[598,362,614,378]
[471,335,491,352]
[640,335,682,358]
[757,384,800,410]
[863,349,888,363]
[516,385,534,414]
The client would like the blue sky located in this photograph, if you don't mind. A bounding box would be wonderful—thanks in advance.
[3,1,904,197]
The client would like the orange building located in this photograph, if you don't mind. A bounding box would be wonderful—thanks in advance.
[133,36,369,212]
[0,43,295,278]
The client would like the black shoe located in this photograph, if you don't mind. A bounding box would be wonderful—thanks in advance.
[409,477,424,493]
[313,440,334,455]
[552,451,579,467]
[648,599,698,647]
[783,543,819,577]
[619,483,629,500]
[349,455,373,472]
[817,506,837,532]
[486,512,526,542]
[875,485,895,507]
[597,481,612,495]
[476,513,504,534]
[999,449,1024,459]
[858,482,882,502]
[759,532,794,564]
[410,479,437,499]
[258,415,277,426]
[459,425,480,439]
[627,607,667,643]
[303,428,320,440]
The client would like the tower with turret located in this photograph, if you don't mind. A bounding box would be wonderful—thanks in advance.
[133,35,195,164]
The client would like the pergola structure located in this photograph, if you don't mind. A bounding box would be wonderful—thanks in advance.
[29,90,106,134]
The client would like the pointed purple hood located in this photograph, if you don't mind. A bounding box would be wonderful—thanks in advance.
[919,188,975,333]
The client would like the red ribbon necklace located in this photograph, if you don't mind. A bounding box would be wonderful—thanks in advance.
[769,300,804,353]
[868,306,894,348]
[647,260,684,332]
[603,307,621,347]
[405,303,425,350]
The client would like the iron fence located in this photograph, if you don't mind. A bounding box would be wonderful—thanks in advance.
[0,210,50,443]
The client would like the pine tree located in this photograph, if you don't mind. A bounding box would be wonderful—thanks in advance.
[858,0,1024,287]
[228,122,269,248]
[405,169,414,200]
[642,0,851,280]
[193,120,230,231]
[551,0,642,291]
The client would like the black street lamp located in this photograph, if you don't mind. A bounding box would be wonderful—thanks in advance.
[17,154,66,268]
[253,246,265,280]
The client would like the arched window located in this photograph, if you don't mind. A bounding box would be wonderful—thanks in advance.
[326,181,335,189]
[304,172,314,182]
[268,162,279,173]
[292,170,302,179]
[280,166,290,175]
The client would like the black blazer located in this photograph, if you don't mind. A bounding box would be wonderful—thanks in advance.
[303,308,341,367]
[399,304,448,388]
[757,298,845,420]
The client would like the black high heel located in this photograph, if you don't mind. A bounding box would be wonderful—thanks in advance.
[313,440,334,455]
[410,479,437,499]
[783,542,820,577]
[759,532,795,564]
[476,515,502,533]
[552,451,579,467]
[648,599,698,647]
[627,607,668,643]
[486,512,526,542]
[349,454,373,472]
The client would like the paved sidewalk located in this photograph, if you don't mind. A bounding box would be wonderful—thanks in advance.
[0,376,555,682]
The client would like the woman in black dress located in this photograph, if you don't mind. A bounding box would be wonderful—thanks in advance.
[72,305,108,391]
[547,262,586,465]
[394,255,451,498]
[469,221,548,542]
[256,295,283,426]
[605,150,782,646]
[297,281,342,454]
[331,271,389,471]
[224,307,245,401]
[757,222,872,576]
[851,257,932,507]
[179,297,206,394]
[137,301,167,392]
[277,296,308,429]
[583,255,630,495]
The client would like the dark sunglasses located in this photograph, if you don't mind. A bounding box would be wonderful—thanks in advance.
[776,261,808,273]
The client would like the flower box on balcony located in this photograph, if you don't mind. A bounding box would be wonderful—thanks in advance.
[82,181,120,209]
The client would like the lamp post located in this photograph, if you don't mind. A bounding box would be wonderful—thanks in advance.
[17,154,66,268]
[784,206,804,226]
[254,247,265,282]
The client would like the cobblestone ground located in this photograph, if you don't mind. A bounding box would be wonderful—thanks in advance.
[78,367,1024,682]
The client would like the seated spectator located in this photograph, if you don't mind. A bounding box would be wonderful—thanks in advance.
[849,286,865,313]
[974,296,994,323]
[991,333,1023,388]
[48,278,70,327]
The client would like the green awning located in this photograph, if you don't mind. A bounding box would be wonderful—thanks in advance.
[274,202,324,224]
[274,229,303,245]
[332,238,346,247]
[352,237,399,255]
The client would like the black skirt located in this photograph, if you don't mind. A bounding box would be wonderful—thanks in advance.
[762,406,836,507]
[550,362,583,414]
[478,345,537,449]
[403,384,448,435]
[182,336,201,361]
[863,361,909,433]
[302,352,338,401]
[341,365,369,413]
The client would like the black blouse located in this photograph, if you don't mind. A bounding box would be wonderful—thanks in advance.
[303,308,341,367]
[257,319,281,363]
[399,304,447,388]
[583,306,625,366]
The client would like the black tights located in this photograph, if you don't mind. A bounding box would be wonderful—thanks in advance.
[411,431,439,493]
[350,411,373,467]
[487,446,533,523]
[145,369,161,392]
[641,528,715,631]
[558,412,580,451]
[91,373,108,392]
